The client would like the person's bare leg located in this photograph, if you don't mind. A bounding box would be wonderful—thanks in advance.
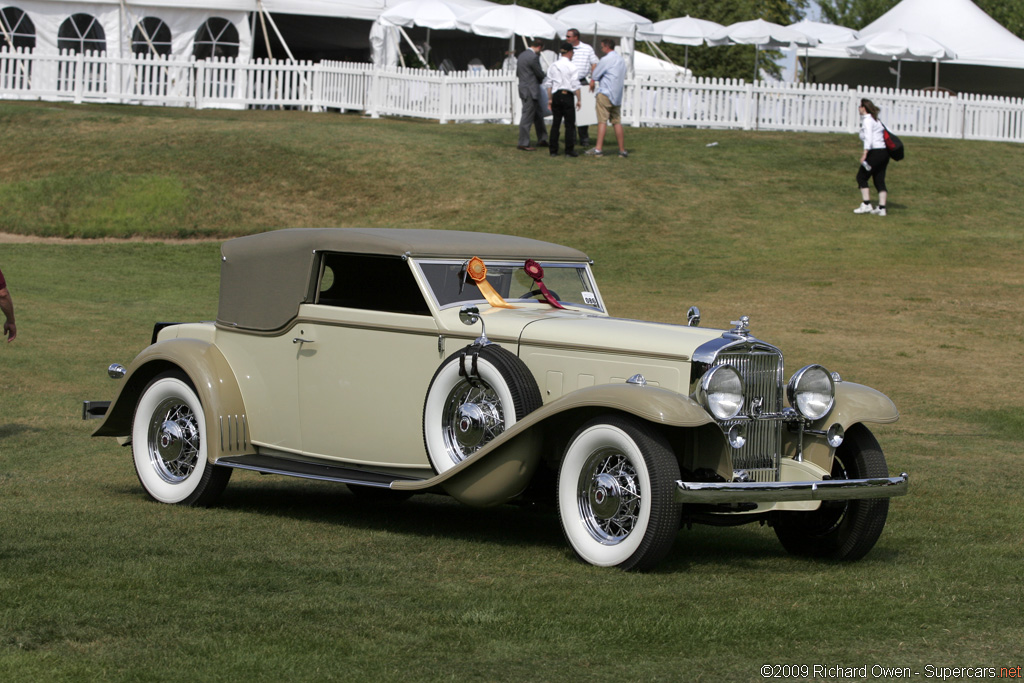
[594,121,607,151]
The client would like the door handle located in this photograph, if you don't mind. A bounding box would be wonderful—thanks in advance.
[292,337,314,344]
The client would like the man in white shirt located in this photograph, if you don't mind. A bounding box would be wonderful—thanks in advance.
[566,28,598,147]
[544,42,582,157]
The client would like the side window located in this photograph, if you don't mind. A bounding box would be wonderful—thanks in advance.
[132,17,172,56]
[193,17,239,60]
[317,253,430,316]
[58,13,105,54]
[1,7,36,50]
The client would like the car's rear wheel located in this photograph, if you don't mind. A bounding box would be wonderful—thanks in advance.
[132,372,231,506]
[557,415,681,571]
[772,424,890,561]
[422,344,542,474]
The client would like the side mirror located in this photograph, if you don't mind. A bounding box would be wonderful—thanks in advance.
[459,306,480,326]
[459,306,490,345]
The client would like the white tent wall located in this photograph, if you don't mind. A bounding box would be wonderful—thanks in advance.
[805,0,1024,97]
[9,0,253,60]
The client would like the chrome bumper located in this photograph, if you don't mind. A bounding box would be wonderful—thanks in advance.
[675,473,908,504]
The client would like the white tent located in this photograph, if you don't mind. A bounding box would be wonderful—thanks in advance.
[804,0,1024,96]
[1,0,521,65]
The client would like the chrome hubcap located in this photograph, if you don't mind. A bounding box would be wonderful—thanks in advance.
[147,398,200,483]
[578,449,641,545]
[442,379,504,464]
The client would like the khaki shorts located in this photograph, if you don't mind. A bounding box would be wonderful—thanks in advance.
[595,93,621,125]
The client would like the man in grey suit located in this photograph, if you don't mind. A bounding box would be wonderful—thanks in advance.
[517,39,548,151]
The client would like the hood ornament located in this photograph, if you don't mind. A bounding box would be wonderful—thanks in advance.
[730,315,751,337]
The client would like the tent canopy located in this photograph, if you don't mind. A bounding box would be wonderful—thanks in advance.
[807,0,1024,69]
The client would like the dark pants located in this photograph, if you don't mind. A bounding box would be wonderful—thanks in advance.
[549,91,576,155]
[856,149,890,192]
[518,96,548,148]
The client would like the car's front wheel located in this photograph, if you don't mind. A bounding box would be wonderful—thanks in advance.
[131,372,231,506]
[772,424,890,561]
[557,415,681,571]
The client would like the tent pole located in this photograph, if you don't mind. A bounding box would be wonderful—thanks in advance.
[934,60,940,89]
[258,1,300,63]
[119,0,160,56]
[753,45,759,83]
[398,27,430,68]
[897,59,902,90]
[257,5,273,60]
[646,40,684,76]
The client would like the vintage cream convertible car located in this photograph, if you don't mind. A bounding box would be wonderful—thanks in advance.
[88,228,908,571]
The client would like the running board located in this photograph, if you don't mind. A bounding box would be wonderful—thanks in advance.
[216,454,425,489]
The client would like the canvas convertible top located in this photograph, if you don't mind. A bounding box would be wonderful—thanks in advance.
[216,228,591,332]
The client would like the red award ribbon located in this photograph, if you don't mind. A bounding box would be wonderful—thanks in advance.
[467,257,516,309]
[524,259,565,309]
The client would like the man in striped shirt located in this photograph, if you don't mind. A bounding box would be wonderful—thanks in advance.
[566,28,598,148]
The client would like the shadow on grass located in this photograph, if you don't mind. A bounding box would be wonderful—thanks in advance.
[0,423,41,439]
[109,474,881,572]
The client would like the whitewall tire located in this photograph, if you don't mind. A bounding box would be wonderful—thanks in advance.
[423,345,542,474]
[131,372,231,506]
[557,415,681,571]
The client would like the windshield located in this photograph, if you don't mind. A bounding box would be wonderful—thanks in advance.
[417,260,603,312]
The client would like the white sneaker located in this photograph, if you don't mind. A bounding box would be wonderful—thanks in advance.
[853,203,874,214]
[873,207,887,216]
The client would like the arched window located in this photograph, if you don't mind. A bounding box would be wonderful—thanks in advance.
[58,13,105,54]
[0,6,36,50]
[132,17,171,56]
[193,18,238,59]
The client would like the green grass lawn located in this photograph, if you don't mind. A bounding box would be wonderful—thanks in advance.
[1,101,1022,680]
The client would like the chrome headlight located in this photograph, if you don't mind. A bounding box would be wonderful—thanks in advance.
[698,365,744,420]
[787,364,835,420]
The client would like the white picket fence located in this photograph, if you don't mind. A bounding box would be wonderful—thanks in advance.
[2,47,1023,143]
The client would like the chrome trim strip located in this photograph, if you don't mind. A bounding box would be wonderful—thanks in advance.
[675,473,909,504]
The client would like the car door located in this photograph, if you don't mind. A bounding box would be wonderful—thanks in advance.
[295,253,439,469]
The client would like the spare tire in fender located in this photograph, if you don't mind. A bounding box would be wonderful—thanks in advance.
[423,344,542,474]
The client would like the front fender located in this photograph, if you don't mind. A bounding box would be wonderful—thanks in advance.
[393,384,711,506]
[91,339,250,461]
[829,381,899,428]
[794,381,899,472]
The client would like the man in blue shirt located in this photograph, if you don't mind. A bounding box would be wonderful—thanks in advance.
[585,38,627,158]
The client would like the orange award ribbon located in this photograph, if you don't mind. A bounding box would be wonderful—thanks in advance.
[467,257,516,309]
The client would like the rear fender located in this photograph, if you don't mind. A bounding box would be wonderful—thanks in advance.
[92,339,250,461]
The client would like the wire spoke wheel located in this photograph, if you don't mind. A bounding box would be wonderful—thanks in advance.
[441,378,505,463]
[578,449,642,544]
[146,398,201,483]
[423,345,542,474]
[558,415,681,571]
[131,372,230,506]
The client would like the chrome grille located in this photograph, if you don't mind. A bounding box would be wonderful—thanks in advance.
[711,347,784,482]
